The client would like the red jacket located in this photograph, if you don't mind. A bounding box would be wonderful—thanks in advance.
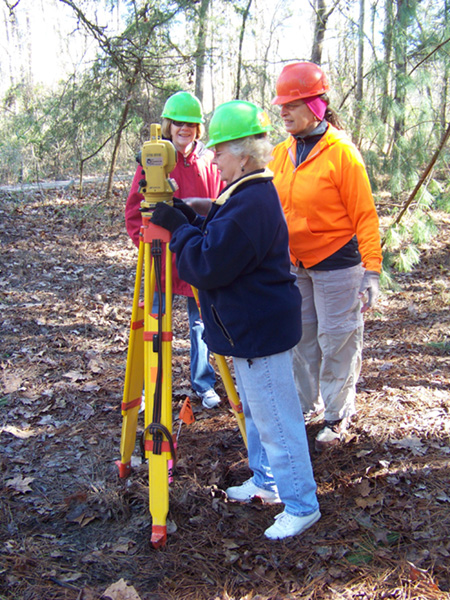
[269,125,382,272]
[125,141,223,295]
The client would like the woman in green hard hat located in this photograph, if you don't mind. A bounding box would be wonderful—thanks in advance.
[150,100,320,541]
[125,91,224,409]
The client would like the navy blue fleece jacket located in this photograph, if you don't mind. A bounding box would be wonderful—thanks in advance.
[169,172,302,358]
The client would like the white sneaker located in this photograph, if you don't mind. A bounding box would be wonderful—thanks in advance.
[225,478,281,504]
[198,388,221,409]
[264,508,321,540]
[315,418,348,451]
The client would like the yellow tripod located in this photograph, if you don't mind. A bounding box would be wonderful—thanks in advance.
[117,124,246,549]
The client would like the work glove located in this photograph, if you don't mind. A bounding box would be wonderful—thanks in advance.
[358,270,380,313]
[173,197,198,224]
[150,202,188,234]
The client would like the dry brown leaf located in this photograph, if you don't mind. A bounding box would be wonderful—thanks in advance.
[2,425,36,439]
[2,373,22,393]
[6,475,34,493]
[63,370,86,381]
[102,578,142,600]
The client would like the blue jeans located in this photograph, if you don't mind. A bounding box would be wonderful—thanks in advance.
[153,293,216,394]
[233,350,319,517]
[186,296,216,394]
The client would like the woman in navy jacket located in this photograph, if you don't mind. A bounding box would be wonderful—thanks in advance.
[151,100,320,541]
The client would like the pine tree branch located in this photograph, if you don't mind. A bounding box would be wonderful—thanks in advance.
[409,36,450,76]
[381,121,450,248]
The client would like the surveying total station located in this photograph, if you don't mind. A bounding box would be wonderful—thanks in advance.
[116,124,246,549]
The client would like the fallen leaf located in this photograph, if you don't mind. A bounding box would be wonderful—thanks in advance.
[1,425,37,439]
[102,578,142,600]
[6,475,34,494]
[355,479,371,497]
[2,373,22,393]
[391,435,427,455]
[63,370,86,381]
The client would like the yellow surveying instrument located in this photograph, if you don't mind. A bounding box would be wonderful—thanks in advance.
[117,123,246,549]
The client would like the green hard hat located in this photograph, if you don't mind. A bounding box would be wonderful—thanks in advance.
[161,91,204,123]
[206,100,273,148]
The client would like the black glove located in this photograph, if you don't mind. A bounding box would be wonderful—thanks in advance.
[150,202,188,234]
[173,197,198,224]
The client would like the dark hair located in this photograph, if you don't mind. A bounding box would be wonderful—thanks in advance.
[320,94,343,130]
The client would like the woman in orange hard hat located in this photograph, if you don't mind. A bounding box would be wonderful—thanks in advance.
[269,62,382,451]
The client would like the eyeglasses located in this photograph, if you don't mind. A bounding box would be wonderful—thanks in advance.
[172,120,197,128]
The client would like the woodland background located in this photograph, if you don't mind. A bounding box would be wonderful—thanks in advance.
[0,1,450,599]
[1,0,450,271]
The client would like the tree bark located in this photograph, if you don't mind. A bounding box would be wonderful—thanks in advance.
[353,0,365,145]
[194,0,210,103]
[235,0,252,99]
[310,0,339,65]
[380,0,393,125]
[105,63,141,198]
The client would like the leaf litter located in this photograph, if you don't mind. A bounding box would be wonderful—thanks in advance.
[0,186,449,600]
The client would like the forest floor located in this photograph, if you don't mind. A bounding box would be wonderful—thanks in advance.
[0,185,449,600]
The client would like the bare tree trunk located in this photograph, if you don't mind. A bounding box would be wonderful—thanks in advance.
[381,0,394,126]
[105,64,141,199]
[81,127,122,198]
[353,0,365,145]
[235,0,252,99]
[311,0,339,65]
[311,0,327,64]
[440,0,449,132]
[194,0,210,103]
[391,0,419,155]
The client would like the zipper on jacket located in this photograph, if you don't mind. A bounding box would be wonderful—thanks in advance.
[211,305,235,348]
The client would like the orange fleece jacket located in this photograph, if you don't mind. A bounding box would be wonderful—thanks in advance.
[269,125,382,272]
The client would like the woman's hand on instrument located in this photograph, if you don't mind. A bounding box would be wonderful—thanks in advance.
[150,202,188,234]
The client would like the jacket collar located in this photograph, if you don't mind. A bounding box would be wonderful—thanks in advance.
[294,119,328,141]
[286,123,348,166]
[215,168,273,206]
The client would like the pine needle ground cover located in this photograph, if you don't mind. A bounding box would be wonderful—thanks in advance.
[0,187,449,600]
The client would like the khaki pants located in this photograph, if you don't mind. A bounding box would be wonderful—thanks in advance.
[292,265,364,422]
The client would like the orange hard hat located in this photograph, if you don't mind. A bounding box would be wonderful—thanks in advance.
[271,62,329,105]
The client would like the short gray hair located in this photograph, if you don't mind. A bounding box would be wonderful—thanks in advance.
[225,134,273,169]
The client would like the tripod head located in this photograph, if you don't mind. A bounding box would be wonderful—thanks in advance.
[138,124,177,210]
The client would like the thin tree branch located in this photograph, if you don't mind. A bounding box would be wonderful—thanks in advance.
[409,35,450,75]
[381,121,450,248]
[3,0,21,13]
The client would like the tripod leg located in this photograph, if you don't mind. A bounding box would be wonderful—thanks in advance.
[117,239,154,477]
[190,287,247,447]
[143,240,174,548]
[213,354,247,446]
